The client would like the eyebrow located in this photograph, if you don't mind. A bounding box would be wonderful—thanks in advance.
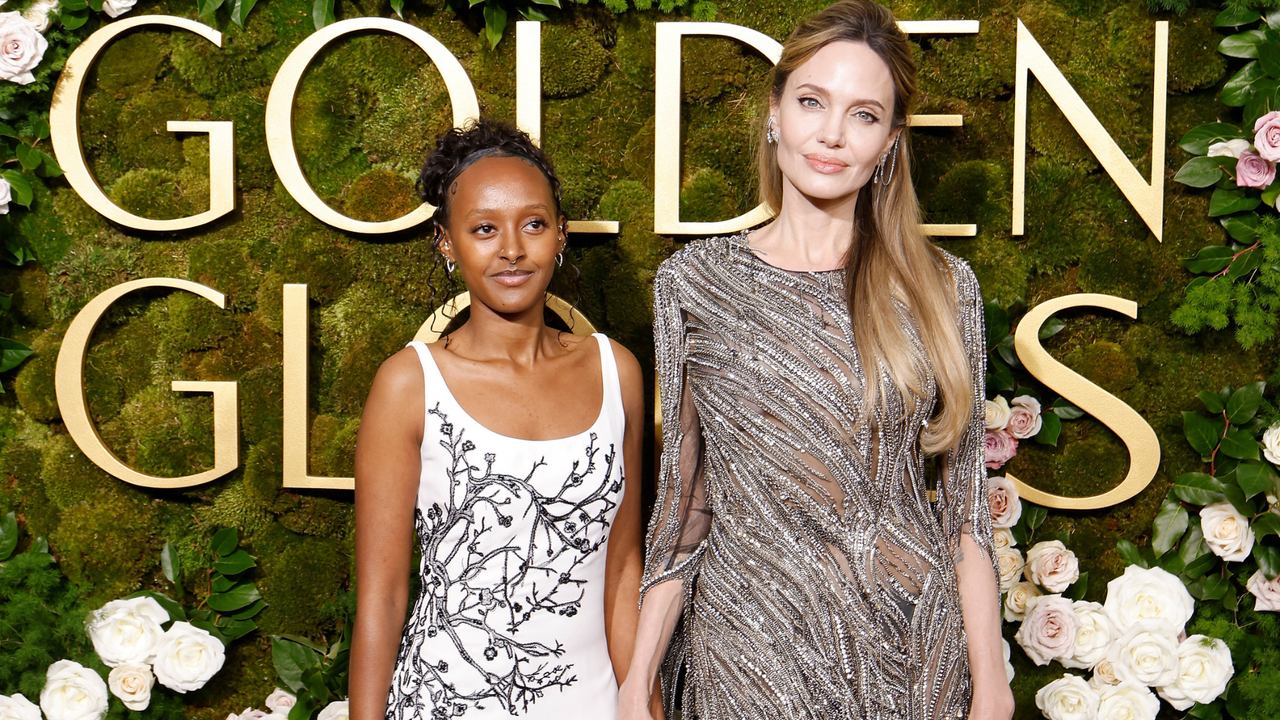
[795,83,886,111]
[464,203,551,219]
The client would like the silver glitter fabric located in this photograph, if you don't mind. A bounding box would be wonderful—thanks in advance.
[642,233,998,720]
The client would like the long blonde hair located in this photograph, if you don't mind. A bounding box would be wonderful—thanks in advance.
[756,0,971,454]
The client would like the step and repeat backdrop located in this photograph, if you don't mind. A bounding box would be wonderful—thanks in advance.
[1,0,1278,718]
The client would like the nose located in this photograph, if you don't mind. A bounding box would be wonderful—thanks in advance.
[817,110,845,148]
[498,234,527,264]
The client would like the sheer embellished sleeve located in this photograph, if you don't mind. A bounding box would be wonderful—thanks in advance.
[641,259,712,604]
[937,257,998,580]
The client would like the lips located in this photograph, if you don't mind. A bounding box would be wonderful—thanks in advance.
[804,154,848,174]
[491,269,534,287]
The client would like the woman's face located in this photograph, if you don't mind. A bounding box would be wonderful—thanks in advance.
[771,40,900,203]
[440,155,564,316]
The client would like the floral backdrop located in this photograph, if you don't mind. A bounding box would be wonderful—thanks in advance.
[1,0,1280,719]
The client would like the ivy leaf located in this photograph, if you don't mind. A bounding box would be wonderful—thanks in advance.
[1201,574,1231,601]
[230,0,260,27]
[0,512,18,561]
[1220,29,1267,59]
[1220,427,1260,461]
[1215,7,1261,27]
[1236,461,1279,498]
[1065,572,1089,601]
[1173,472,1227,505]
[1183,412,1223,458]
[1175,156,1227,187]
[160,542,181,586]
[1181,523,1217,578]
[1226,382,1265,425]
[1050,398,1084,419]
[0,339,34,374]
[207,582,261,612]
[1254,513,1280,541]
[213,549,257,576]
[1181,246,1235,274]
[0,170,33,207]
[1256,544,1280,580]
[313,0,335,30]
[1222,62,1266,106]
[273,636,321,692]
[1117,539,1148,568]
[988,357,1014,393]
[1038,316,1066,340]
[1198,390,1226,414]
[1259,29,1280,77]
[1153,498,1189,555]
[1033,411,1062,446]
[984,302,1010,348]
[1210,188,1261,217]
[484,3,508,49]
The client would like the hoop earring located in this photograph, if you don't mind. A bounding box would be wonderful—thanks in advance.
[882,134,901,186]
[556,252,564,267]
[446,259,456,273]
[765,115,779,144]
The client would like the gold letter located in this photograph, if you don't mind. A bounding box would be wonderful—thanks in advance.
[267,18,480,235]
[282,283,352,490]
[54,279,238,488]
[50,17,234,232]
[1013,20,1167,240]
[1012,294,1160,509]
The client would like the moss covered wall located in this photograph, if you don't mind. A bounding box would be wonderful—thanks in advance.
[0,0,1274,717]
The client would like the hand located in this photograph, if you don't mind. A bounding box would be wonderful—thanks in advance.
[616,676,656,720]
[968,678,1014,720]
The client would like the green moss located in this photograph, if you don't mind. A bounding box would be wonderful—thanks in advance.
[679,167,739,223]
[252,529,348,637]
[308,414,359,480]
[114,88,211,173]
[0,440,57,540]
[925,160,1005,227]
[51,492,157,604]
[169,21,273,98]
[13,351,59,424]
[542,25,611,99]
[199,480,274,536]
[1066,340,1139,395]
[100,384,215,479]
[92,32,164,98]
[107,168,199,221]
[242,437,284,510]
[340,169,420,223]
[160,291,241,355]
[279,495,351,540]
[1165,9,1228,94]
[15,178,72,267]
[360,65,453,175]
[318,282,420,413]
[270,232,354,306]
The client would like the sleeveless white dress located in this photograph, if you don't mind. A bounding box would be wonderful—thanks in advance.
[385,334,625,720]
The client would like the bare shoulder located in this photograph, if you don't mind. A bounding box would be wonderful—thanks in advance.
[368,346,425,406]
[608,338,645,414]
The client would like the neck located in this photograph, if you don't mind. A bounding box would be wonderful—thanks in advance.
[450,296,553,367]
[753,178,860,271]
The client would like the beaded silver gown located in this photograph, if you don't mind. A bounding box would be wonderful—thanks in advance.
[641,233,998,720]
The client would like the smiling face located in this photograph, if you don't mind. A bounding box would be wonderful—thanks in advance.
[439,155,564,317]
[770,40,900,204]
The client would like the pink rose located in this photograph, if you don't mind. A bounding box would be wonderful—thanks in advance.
[988,476,1023,528]
[1015,594,1078,665]
[1254,110,1280,161]
[264,689,296,714]
[1235,150,1276,189]
[984,429,1018,469]
[1025,540,1081,593]
[1007,395,1043,439]
[1246,570,1280,611]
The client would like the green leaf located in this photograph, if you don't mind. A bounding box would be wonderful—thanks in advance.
[1181,246,1235,274]
[988,358,1014,393]
[60,0,87,9]
[518,5,551,20]
[215,616,257,641]
[1223,62,1266,106]
[1237,461,1280,498]
[28,536,48,554]
[87,0,102,11]
[1,171,33,207]
[231,0,260,27]
[211,527,238,556]
[1153,498,1190,555]
[1175,156,1227,187]
[1024,503,1047,530]
[207,582,261,612]
[1265,182,1280,207]
[1226,382,1265,425]
[0,512,18,561]
[984,303,1010,348]
[1254,514,1280,542]
[1260,30,1280,77]
[1037,316,1065,340]
[273,636,321,692]
[189,619,229,645]
[1033,411,1062,446]
[127,591,186,623]
[15,144,39,171]
[161,542,181,585]
[231,598,267,620]
[1210,187,1262,217]
[1221,29,1268,59]
[1184,413,1223,458]
[1050,398,1084,419]
[1216,7,1262,27]
[1199,390,1227,414]
[313,0,335,30]
[1257,544,1280,580]
[278,633,329,653]
[214,549,257,576]
[196,0,226,17]
[1220,473,1255,516]
[1201,574,1231,600]
[37,150,62,179]
[484,3,508,48]
[1174,472,1228,505]
[1228,248,1264,281]
[529,0,561,5]
[288,699,317,720]
[61,8,88,29]
[212,573,235,593]
[996,336,1019,368]
[1220,427,1260,460]
[1065,572,1088,601]
[390,0,404,17]
[1182,523,1217,578]
[1159,547,1188,575]
[1221,213,1261,242]
[1117,539,1148,568]
[0,339,34,374]
[1226,681,1249,719]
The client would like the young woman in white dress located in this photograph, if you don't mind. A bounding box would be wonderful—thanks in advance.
[350,119,652,720]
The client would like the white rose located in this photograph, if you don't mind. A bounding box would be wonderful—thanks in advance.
[0,693,41,720]
[996,546,1025,592]
[1035,673,1100,720]
[1097,681,1159,720]
[100,0,135,18]
[1247,569,1280,611]
[40,660,108,720]
[1061,601,1115,670]
[22,0,56,33]
[107,663,154,712]
[1156,635,1233,710]
[1207,139,1251,158]
[1004,579,1042,622]
[1002,638,1015,682]
[1103,565,1195,637]
[86,596,169,667]
[0,12,46,85]
[1106,620,1179,687]
[0,177,10,215]
[264,688,296,714]
[1007,395,1044,439]
[988,476,1023,529]
[317,700,349,720]
[1200,502,1255,562]
[1016,594,1078,665]
[1089,660,1120,690]
[1025,540,1081,593]
[986,396,1012,430]
[1264,424,1280,465]
[151,622,226,693]
[229,710,268,720]
[994,527,1016,550]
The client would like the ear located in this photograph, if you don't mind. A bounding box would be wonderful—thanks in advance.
[882,128,902,156]
[438,229,456,262]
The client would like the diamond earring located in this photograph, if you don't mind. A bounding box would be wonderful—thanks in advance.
[765,115,779,144]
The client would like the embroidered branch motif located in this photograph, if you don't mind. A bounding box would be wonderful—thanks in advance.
[387,404,621,719]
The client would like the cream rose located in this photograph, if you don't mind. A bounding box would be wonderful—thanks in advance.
[1060,601,1115,670]
[1156,635,1233,710]
[229,709,267,720]
[1016,594,1078,665]
[152,622,226,693]
[0,177,10,215]
[1200,501,1255,562]
[0,12,46,85]
[1007,395,1043,439]
[22,0,56,33]
[1003,638,1015,682]
[87,596,169,667]
[1103,565,1195,637]
[1089,660,1120,690]
[986,396,1012,430]
[1106,620,1179,687]
[997,547,1025,592]
[101,0,135,18]
[994,527,1016,550]
[0,693,41,720]
[1025,540,1080,593]
[1035,674,1100,720]
[1207,138,1251,158]
[107,663,154,712]
[1247,569,1280,611]
[1255,110,1280,162]
[40,660,108,720]
[1262,424,1280,465]
[264,688,296,714]
[1097,681,1159,720]
[1004,580,1042,622]
[317,701,349,720]
[988,476,1023,529]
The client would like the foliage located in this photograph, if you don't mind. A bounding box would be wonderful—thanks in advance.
[984,301,1081,449]
[271,621,350,720]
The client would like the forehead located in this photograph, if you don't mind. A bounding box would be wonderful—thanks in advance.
[451,154,554,206]
[786,40,895,106]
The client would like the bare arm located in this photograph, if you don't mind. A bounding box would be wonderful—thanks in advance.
[350,349,425,720]
[957,534,1013,720]
[618,579,685,719]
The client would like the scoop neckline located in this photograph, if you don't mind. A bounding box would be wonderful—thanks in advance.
[419,335,608,444]
[734,230,846,275]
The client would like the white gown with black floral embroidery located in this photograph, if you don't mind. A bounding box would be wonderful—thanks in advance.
[386,334,626,720]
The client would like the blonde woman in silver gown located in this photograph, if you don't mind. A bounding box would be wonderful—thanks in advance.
[617,2,1013,719]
